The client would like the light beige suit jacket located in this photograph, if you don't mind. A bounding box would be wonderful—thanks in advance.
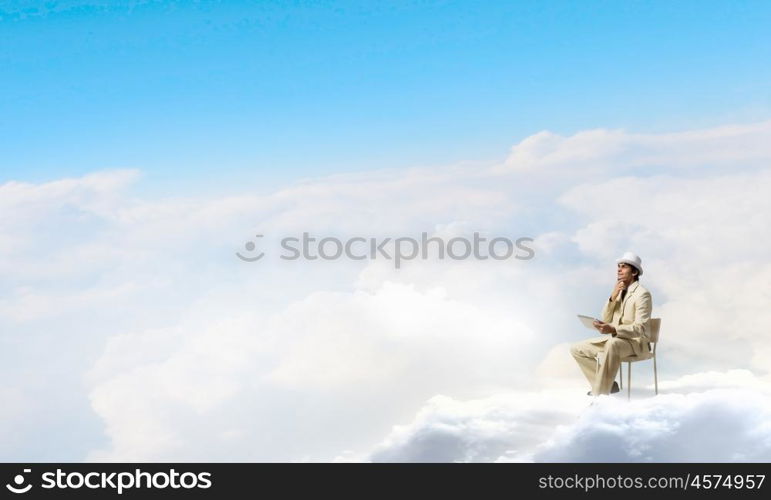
[592,280,653,357]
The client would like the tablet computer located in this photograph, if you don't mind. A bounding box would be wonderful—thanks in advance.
[577,314,599,330]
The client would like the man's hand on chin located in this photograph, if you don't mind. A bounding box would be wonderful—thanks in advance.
[593,320,616,335]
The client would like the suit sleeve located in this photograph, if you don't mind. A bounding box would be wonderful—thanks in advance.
[614,291,652,340]
[601,296,619,323]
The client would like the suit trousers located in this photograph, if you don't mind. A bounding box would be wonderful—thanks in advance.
[570,336,635,395]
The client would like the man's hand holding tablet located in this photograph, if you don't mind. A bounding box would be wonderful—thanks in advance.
[577,315,616,335]
[593,319,616,335]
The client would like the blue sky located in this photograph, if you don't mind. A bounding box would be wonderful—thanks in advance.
[1,0,770,194]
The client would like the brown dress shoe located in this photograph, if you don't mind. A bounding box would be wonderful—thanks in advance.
[587,381,620,396]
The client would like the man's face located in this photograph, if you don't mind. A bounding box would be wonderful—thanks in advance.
[617,263,636,282]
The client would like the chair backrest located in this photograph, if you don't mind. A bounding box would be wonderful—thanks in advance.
[648,318,661,343]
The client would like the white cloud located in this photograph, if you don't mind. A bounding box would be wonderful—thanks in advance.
[368,371,771,463]
[369,390,587,462]
[533,388,771,462]
[85,279,537,461]
[499,120,771,174]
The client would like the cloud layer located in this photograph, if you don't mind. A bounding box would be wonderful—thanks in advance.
[1,120,770,461]
[369,371,771,462]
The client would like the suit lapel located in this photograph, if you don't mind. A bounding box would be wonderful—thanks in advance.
[619,281,639,322]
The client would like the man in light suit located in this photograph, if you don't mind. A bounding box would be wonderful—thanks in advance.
[570,252,653,396]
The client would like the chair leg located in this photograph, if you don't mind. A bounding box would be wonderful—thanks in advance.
[627,362,631,401]
[653,354,658,395]
[618,364,623,389]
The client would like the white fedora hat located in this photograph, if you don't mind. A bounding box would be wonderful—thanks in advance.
[616,251,643,276]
